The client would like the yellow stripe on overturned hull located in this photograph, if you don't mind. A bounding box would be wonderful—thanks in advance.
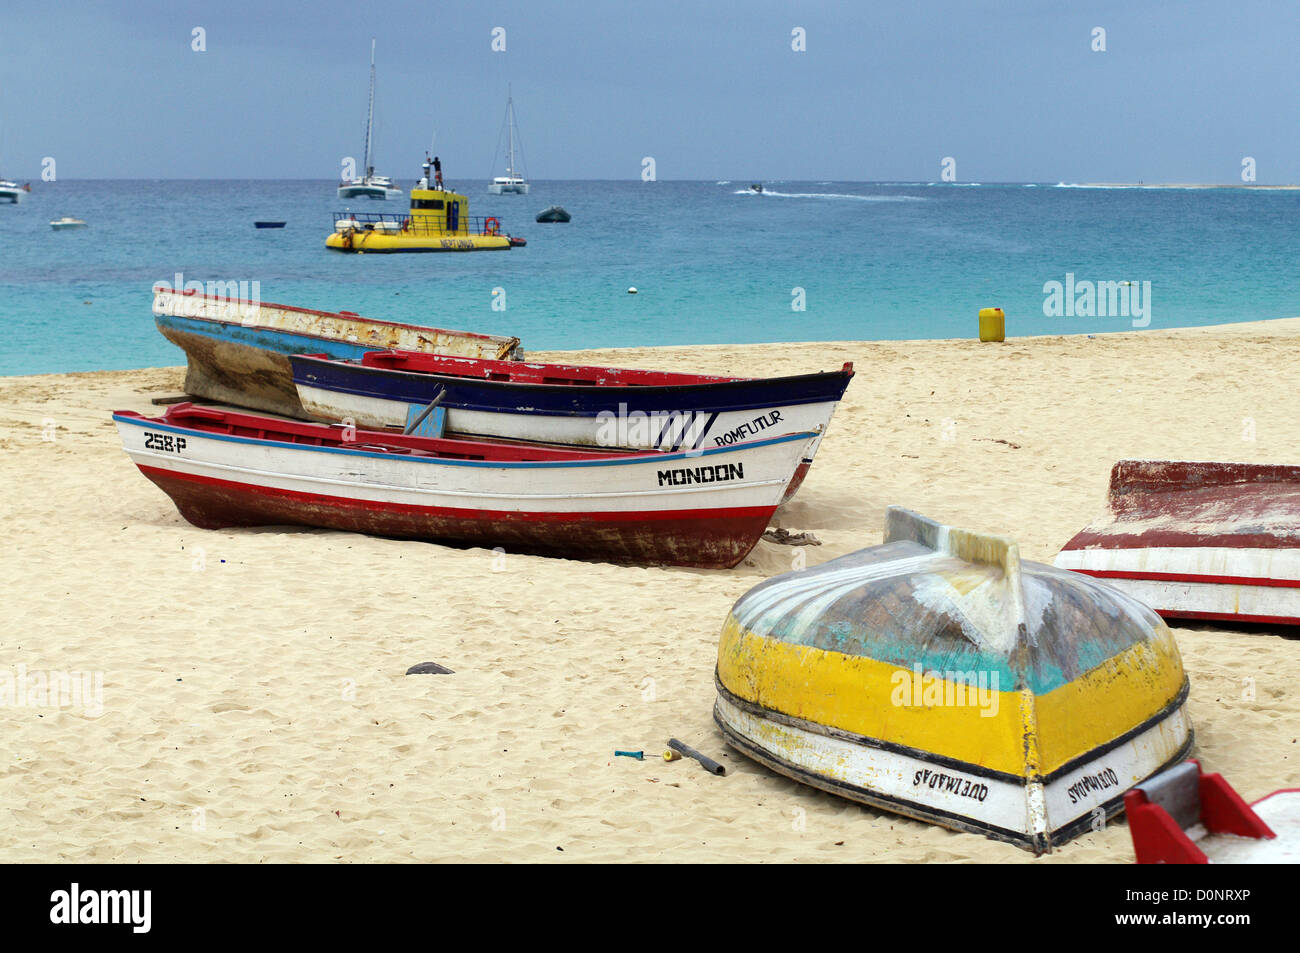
[717,615,1186,779]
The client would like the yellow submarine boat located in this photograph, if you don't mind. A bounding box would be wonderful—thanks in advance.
[327,162,524,253]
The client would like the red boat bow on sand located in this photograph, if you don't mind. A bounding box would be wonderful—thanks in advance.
[1055,459,1300,626]
[1127,760,1299,863]
[112,404,818,569]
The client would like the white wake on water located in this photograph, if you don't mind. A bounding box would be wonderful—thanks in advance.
[734,189,926,202]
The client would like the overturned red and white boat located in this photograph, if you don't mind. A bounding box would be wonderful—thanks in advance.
[1055,460,1300,626]
[113,404,817,569]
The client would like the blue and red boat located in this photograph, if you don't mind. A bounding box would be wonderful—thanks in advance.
[290,350,855,500]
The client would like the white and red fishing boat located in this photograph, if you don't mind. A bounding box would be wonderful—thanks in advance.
[290,351,854,501]
[113,404,818,569]
[1055,460,1300,626]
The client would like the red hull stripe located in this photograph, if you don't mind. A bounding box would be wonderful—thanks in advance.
[136,465,775,568]
[1077,569,1300,590]
[1062,530,1299,550]
[1158,609,1300,626]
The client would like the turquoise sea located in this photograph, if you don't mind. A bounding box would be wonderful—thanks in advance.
[2,179,1299,375]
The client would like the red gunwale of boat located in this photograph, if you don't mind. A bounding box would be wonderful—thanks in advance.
[347,349,855,390]
[115,403,641,463]
[353,349,742,387]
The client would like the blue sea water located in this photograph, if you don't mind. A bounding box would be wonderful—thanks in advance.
[2,179,1299,375]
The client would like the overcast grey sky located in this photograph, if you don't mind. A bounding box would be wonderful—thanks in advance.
[1,0,1295,181]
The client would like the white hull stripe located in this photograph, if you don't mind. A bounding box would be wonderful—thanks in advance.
[1055,545,1300,583]
[715,688,1193,849]
[294,385,837,457]
[1069,576,1300,623]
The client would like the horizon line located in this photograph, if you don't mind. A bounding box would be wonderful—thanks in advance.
[7,177,1299,186]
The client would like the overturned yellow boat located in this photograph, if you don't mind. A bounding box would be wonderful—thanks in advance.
[714,506,1193,853]
[327,184,524,253]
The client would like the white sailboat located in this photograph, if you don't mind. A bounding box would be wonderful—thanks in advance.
[338,40,401,200]
[488,88,529,195]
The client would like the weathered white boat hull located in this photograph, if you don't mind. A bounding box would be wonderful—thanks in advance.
[114,410,817,568]
[153,288,521,418]
[1054,546,1300,625]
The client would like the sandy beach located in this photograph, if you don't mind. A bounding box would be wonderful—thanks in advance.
[2,319,1297,864]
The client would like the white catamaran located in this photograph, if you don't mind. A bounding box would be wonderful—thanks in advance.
[488,88,529,195]
[338,40,401,200]
[0,178,30,204]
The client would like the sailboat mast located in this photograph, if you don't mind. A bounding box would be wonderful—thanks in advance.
[506,85,515,176]
[363,39,376,177]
